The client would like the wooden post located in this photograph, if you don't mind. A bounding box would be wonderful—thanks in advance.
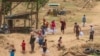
[9,2,12,30]
[30,2,33,28]
[28,15,31,28]
[36,0,39,29]
[0,12,2,26]
[2,2,6,24]
[0,5,2,26]
[24,18,26,28]
[9,2,12,15]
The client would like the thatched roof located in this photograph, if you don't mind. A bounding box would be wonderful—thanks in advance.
[5,12,36,19]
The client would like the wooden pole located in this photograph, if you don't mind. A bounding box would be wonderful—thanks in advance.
[0,2,2,26]
[29,15,31,27]
[30,2,33,28]
[0,11,2,26]
[24,18,26,28]
[36,0,39,29]
[2,2,6,24]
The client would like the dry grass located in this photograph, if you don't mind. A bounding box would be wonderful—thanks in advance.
[0,1,100,56]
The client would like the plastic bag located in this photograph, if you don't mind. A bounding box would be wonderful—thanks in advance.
[36,37,39,43]
[79,31,84,37]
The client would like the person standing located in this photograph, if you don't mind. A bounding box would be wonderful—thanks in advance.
[82,15,86,27]
[42,39,47,56]
[60,18,66,34]
[38,33,44,47]
[9,45,16,56]
[21,40,26,53]
[74,22,81,40]
[50,20,56,34]
[29,32,36,53]
[89,25,94,41]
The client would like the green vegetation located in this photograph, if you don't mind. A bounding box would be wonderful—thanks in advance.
[1,0,49,15]
[92,52,100,56]
[2,2,12,15]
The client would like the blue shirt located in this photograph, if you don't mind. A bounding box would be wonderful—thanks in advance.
[10,51,15,56]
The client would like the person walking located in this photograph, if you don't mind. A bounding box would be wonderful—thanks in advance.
[60,18,66,34]
[29,32,36,53]
[82,15,86,27]
[74,22,81,40]
[89,25,94,41]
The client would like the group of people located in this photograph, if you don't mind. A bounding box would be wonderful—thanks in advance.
[9,15,95,56]
[41,17,66,35]
[74,15,94,41]
[40,15,94,41]
[9,31,48,56]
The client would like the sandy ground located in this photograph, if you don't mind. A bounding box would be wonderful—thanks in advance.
[0,1,100,56]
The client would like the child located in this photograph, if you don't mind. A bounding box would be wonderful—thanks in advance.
[58,37,62,50]
[38,34,44,47]
[50,20,56,34]
[21,40,26,53]
[9,45,16,56]
[42,39,47,56]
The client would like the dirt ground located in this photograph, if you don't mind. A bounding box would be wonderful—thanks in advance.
[0,1,100,56]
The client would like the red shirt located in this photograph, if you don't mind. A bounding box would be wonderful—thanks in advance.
[51,21,56,29]
[22,42,26,48]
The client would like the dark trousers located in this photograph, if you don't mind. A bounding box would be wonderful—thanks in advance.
[76,31,80,40]
[89,34,94,41]
[31,44,34,52]
[42,29,45,35]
